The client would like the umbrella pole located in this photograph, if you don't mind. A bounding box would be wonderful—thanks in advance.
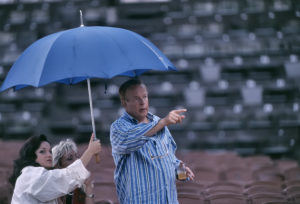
[87,78,100,163]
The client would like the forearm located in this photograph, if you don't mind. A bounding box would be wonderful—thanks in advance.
[112,135,148,154]
[85,196,94,204]
[29,161,90,202]
[111,120,158,153]
[144,118,167,137]
[145,108,186,137]
[85,186,94,204]
[80,150,94,167]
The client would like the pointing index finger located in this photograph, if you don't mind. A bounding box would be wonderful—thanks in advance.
[173,109,187,114]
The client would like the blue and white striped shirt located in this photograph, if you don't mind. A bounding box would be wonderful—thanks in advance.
[110,112,181,204]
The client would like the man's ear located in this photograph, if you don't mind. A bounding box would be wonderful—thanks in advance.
[121,99,126,107]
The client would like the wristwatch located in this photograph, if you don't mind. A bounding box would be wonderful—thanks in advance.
[86,193,94,198]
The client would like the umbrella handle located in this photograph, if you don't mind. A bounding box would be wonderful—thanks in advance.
[95,154,100,163]
[87,78,100,163]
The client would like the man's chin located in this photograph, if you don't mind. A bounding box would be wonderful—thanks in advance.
[142,110,148,116]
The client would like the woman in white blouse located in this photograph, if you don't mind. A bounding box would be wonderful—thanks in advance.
[9,133,101,204]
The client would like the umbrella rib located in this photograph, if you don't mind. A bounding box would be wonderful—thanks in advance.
[37,32,65,87]
[140,39,169,69]
[103,29,135,77]
[129,32,172,70]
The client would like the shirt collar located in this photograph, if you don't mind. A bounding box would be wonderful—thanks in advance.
[123,111,154,124]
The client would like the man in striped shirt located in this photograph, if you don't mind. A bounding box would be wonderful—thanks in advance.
[110,79,194,204]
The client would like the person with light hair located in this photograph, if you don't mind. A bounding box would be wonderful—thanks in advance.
[52,139,95,204]
[52,139,78,169]
[52,139,113,204]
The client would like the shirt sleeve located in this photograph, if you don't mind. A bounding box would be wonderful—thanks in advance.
[166,127,181,168]
[24,159,90,202]
[110,119,159,154]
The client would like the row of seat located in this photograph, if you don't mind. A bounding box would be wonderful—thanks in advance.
[72,145,300,203]
[174,151,300,203]
[0,80,297,105]
[87,146,300,204]
[177,181,300,204]
[0,0,299,159]
[0,141,300,204]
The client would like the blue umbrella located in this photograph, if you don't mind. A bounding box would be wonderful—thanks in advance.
[0,13,176,145]
[0,27,175,91]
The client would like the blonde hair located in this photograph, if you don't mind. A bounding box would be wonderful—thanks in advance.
[52,139,77,167]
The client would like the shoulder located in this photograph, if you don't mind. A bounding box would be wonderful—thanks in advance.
[111,116,132,130]
[147,112,160,122]
[153,114,161,121]
[22,166,46,174]
[16,166,47,185]
[20,166,48,180]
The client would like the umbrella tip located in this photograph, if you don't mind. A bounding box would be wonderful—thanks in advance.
[79,10,84,27]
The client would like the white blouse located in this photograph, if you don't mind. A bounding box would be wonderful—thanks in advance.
[11,159,90,204]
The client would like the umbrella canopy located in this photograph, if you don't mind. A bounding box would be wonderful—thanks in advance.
[0,20,177,163]
[0,26,176,91]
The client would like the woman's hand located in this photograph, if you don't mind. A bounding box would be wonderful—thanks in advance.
[87,133,101,155]
[84,175,94,194]
[80,134,101,167]
[84,175,95,204]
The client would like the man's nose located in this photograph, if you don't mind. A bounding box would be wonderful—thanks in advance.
[138,97,146,104]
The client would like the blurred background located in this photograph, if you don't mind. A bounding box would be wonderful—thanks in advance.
[0,0,299,161]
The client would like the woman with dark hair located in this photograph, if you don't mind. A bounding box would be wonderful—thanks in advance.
[9,134,50,186]
[10,134,101,204]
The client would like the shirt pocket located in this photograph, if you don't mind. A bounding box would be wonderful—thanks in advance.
[147,139,169,159]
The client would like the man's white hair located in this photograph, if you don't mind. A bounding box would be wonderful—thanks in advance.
[52,139,77,167]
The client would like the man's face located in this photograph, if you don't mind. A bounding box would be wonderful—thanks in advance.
[122,84,149,123]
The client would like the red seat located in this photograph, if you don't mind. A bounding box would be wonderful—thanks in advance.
[177,181,204,194]
[222,167,253,185]
[204,193,248,204]
[193,167,220,185]
[283,167,300,182]
[204,181,243,196]
[177,192,204,204]
[248,193,287,204]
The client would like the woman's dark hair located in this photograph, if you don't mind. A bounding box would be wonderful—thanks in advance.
[119,78,144,100]
[9,134,49,186]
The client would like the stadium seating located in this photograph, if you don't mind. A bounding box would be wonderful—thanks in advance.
[0,0,299,161]
[0,0,299,203]
[0,141,300,203]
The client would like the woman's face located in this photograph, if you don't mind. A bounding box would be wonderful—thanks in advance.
[35,141,52,168]
[60,150,78,168]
